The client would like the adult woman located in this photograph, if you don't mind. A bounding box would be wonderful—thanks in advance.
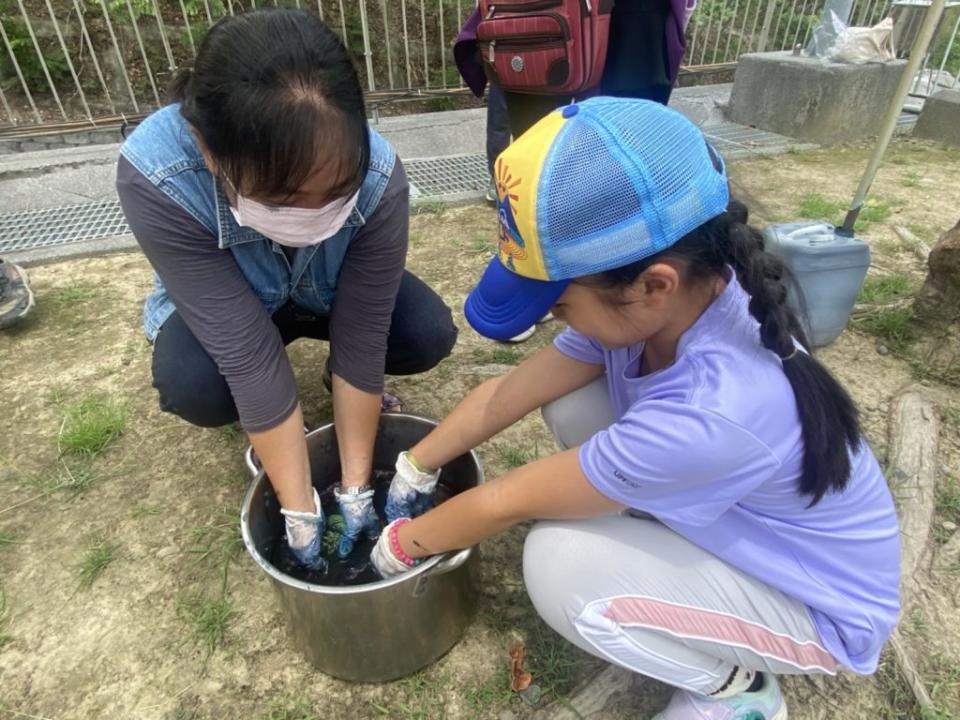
[373,99,900,719]
[117,8,457,569]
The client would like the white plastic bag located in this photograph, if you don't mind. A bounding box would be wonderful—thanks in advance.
[827,17,897,64]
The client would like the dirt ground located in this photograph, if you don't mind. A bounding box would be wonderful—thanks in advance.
[2,138,960,720]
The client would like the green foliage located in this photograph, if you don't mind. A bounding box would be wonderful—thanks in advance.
[798,193,892,230]
[49,284,99,306]
[464,663,514,715]
[59,394,127,458]
[177,589,234,658]
[257,700,322,720]
[0,17,70,94]
[77,534,119,589]
[852,307,915,355]
[0,584,11,648]
[498,444,536,469]
[857,274,912,305]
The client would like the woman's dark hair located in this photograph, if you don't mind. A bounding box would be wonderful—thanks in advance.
[171,7,369,201]
[591,200,861,507]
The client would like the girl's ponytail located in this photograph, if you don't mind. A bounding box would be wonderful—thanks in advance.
[594,200,863,506]
[723,208,861,505]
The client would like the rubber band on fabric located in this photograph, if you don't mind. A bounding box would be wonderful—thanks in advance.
[781,348,799,361]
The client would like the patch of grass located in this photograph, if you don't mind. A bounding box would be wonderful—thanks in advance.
[59,394,127,458]
[934,476,960,544]
[901,171,922,188]
[491,346,523,365]
[46,384,67,405]
[185,508,244,581]
[0,584,12,648]
[0,531,20,549]
[177,589,234,658]
[797,193,892,230]
[408,230,423,246]
[498,445,536,469]
[464,663,515,716]
[798,192,845,221]
[49,284,98,306]
[131,503,162,519]
[852,307,915,355]
[48,459,96,495]
[77,534,119,589]
[414,200,447,216]
[858,273,913,305]
[387,669,450,720]
[526,623,586,700]
[257,700,322,720]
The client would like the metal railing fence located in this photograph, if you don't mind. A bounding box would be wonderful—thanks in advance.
[0,0,956,129]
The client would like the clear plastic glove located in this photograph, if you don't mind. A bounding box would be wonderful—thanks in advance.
[280,488,326,571]
[385,452,441,523]
[371,518,420,578]
[335,485,380,558]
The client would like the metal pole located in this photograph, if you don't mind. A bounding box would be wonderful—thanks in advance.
[43,0,93,120]
[338,0,349,48]
[98,0,140,112]
[126,0,161,106]
[841,0,948,234]
[722,0,744,61]
[380,0,395,88]
[420,0,429,86]
[151,0,178,75]
[438,0,448,87]
[16,0,68,119]
[177,0,198,56]
[358,0,376,90]
[0,20,42,122]
[756,0,779,52]
[401,0,413,87]
[0,85,16,125]
[932,10,960,93]
[73,0,116,113]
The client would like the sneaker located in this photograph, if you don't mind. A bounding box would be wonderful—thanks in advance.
[486,176,498,205]
[0,258,35,329]
[505,325,536,343]
[652,674,787,720]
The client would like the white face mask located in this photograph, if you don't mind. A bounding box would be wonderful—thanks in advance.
[229,188,360,248]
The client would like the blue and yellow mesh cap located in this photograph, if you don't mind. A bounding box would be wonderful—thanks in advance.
[465,97,730,341]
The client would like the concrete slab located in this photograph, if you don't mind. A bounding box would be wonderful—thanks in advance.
[913,89,960,147]
[729,52,908,145]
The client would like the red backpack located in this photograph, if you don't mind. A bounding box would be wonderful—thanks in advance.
[477,0,613,96]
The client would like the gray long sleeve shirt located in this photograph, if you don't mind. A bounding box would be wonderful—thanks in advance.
[116,156,409,432]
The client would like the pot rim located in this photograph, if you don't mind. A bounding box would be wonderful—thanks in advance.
[239,413,484,596]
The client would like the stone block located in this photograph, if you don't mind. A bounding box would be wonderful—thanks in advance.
[729,52,907,145]
[913,89,960,147]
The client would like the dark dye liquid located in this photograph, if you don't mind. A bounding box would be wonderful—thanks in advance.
[269,467,453,587]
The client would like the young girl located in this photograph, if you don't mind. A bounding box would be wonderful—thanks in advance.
[371,98,900,719]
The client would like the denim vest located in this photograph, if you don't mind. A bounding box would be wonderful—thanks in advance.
[120,104,397,340]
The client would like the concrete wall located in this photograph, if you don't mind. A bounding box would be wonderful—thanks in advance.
[913,90,960,147]
[729,52,907,145]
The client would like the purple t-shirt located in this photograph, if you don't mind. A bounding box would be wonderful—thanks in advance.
[554,275,900,674]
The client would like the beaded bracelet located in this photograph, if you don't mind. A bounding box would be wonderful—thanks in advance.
[389,518,422,568]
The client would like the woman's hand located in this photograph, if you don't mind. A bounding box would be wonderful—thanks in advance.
[385,451,441,522]
[335,485,380,557]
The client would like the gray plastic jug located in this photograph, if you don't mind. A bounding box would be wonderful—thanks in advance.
[763,221,870,347]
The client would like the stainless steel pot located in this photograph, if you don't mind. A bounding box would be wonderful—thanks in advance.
[240,413,482,682]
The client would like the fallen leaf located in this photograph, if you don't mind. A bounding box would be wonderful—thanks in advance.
[509,641,533,692]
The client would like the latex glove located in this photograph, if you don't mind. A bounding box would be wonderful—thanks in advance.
[280,488,326,571]
[335,484,380,558]
[371,519,420,578]
[385,452,440,523]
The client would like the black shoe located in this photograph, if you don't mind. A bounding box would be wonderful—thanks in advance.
[0,258,35,329]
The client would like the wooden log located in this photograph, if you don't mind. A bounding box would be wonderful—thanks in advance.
[535,665,633,720]
[887,387,939,597]
[886,386,940,713]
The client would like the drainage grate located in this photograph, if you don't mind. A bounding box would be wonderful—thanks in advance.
[0,200,128,254]
[405,154,490,197]
[703,122,805,159]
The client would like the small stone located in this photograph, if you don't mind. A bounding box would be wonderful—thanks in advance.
[519,683,542,706]
[876,344,890,355]
[157,545,178,559]
[498,712,517,720]
[942,521,957,532]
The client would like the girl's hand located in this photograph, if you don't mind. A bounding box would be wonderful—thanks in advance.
[371,519,425,577]
[384,452,441,522]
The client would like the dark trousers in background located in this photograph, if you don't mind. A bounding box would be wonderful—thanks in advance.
[151,270,458,427]
[486,79,512,176]
[504,0,674,137]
